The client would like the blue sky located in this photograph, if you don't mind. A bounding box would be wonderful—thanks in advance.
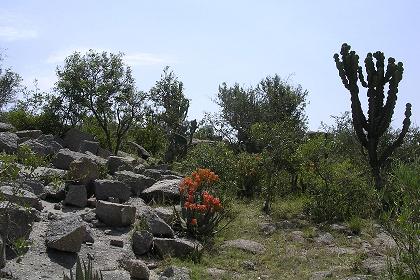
[1,0,418,130]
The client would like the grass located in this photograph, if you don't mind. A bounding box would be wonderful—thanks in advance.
[161,197,378,279]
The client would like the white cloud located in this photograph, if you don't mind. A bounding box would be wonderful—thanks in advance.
[0,12,38,41]
[45,47,94,64]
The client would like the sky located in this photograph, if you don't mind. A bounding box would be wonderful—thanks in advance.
[0,0,419,130]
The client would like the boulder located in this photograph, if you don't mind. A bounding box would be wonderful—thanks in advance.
[315,232,334,245]
[64,184,87,208]
[142,179,181,203]
[0,202,39,243]
[153,238,202,258]
[19,139,50,157]
[31,167,67,184]
[0,185,43,210]
[160,266,191,280]
[107,156,136,174]
[222,239,266,254]
[0,122,15,132]
[128,197,147,215]
[68,157,100,185]
[114,170,156,196]
[15,130,42,139]
[142,169,164,180]
[95,200,136,227]
[0,235,5,269]
[132,230,153,255]
[101,270,131,280]
[23,180,46,198]
[45,216,86,253]
[0,132,18,153]
[94,179,131,202]
[154,207,176,224]
[127,259,150,280]
[79,140,99,154]
[139,206,174,237]
[44,183,66,202]
[97,147,113,159]
[52,148,86,170]
[37,134,63,154]
[63,128,95,152]
[128,141,151,160]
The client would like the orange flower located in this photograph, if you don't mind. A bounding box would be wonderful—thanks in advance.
[190,218,197,225]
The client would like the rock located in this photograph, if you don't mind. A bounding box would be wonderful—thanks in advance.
[0,122,15,132]
[63,128,95,152]
[45,215,86,252]
[361,256,387,275]
[37,134,63,153]
[128,141,151,160]
[372,232,397,253]
[310,270,333,280]
[134,164,146,174]
[110,238,124,247]
[132,230,153,255]
[242,260,256,270]
[107,156,136,174]
[160,266,191,280]
[64,184,87,208]
[127,259,150,280]
[114,170,156,196]
[79,140,99,154]
[52,148,86,170]
[139,206,175,238]
[68,157,100,185]
[153,238,202,258]
[154,207,175,224]
[15,130,42,139]
[206,268,227,279]
[23,180,45,198]
[0,132,18,153]
[44,183,66,202]
[84,225,95,243]
[0,185,43,210]
[101,270,131,280]
[222,239,265,254]
[95,200,136,227]
[94,179,131,202]
[0,202,39,243]
[0,235,5,269]
[143,169,164,180]
[142,179,181,203]
[129,197,148,215]
[259,222,277,236]
[87,197,97,208]
[98,147,113,158]
[31,167,67,184]
[19,139,49,156]
[289,230,305,243]
[315,232,335,245]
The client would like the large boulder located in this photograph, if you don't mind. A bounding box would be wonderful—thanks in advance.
[20,135,63,157]
[23,180,46,198]
[132,230,153,255]
[68,157,100,185]
[44,182,66,202]
[0,122,15,132]
[36,134,63,154]
[95,200,136,227]
[0,202,39,244]
[142,179,181,203]
[45,216,86,252]
[127,259,150,280]
[63,128,95,152]
[15,130,42,139]
[114,170,156,196]
[0,235,5,269]
[52,149,86,170]
[138,206,174,238]
[94,179,131,202]
[31,167,67,184]
[79,140,99,154]
[107,156,136,174]
[128,141,151,160]
[64,185,87,208]
[0,185,43,211]
[153,238,203,259]
[0,132,18,154]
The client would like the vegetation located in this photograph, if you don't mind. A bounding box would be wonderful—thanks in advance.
[63,256,103,280]
[0,52,22,111]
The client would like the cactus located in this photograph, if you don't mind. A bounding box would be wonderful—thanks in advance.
[334,43,412,190]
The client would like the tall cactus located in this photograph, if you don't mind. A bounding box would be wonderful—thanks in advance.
[334,43,412,190]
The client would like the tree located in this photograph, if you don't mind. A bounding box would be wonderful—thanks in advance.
[56,50,144,154]
[334,43,412,190]
[0,53,22,111]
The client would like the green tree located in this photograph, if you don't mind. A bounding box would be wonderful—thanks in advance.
[56,50,145,153]
[0,53,22,111]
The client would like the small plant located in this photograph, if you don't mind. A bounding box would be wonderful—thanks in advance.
[347,217,364,235]
[63,255,103,280]
[176,168,226,240]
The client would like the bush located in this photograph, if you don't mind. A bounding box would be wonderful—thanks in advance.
[234,152,263,197]
[5,108,64,135]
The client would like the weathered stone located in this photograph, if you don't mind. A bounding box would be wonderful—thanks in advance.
[107,156,136,174]
[19,139,49,157]
[206,268,227,279]
[132,230,153,255]
[128,141,151,160]
[83,151,108,166]
[139,206,174,237]
[95,200,136,227]
[154,207,176,224]
[46,216,86,253]
[128,197,147,216]
[84,225,95,243]
[52,148,86,170]
[94,179,131,202]
[0,122,15,132]
[153,238,202,258]
[15,130,42,139]
[87,197,97,208]
[114,170,156,196]
[64,184,87,208]
[63,128,95,152]
[79,140,99,154]
[23,180,45,198]
[0,235,5,269]
[361,256,387,275]
[128,259,150,280]
[315,232,335,245]
[101,270,131,280]
[68,157,100,185]
[222,239,265,254]
[142,179,181,203]
[0,202,39,243]
[142,169,164,180]
[110,238,124,247]
[44,183,66,202]
[310,270,333,280]
[98,147,113,159]
[160,266,191,280]
[37,134,63,153]
[0,132,18,153]
[0,185,43,210]
[31,167,67,184]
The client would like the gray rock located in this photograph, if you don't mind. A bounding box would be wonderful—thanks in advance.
[154,207,176,224]
[44,183,66,202]
[68,157,100,185]
[142,179,181,203]
[63,128,95,152]
[128,141,151,160]
[128,259,150,280]
[84,225,95,243]
[153,238,202,258]
[52,148,86,170]
[0,132,18,153]
[0,122,15,132]
[107,156,136,174]
[96,200,136,227]
[22,181,45,198]
[315,232,335,245]
[64,184,87,208]
[310,270,333,280]
[143,169,164,180]
[222,239,265,254]
[98,147,113,159]
[83,151,108,166]
[132,230,153,255]
[79,140,99,154]
[259,222,277,236]
[160,266,190,280]
[102,270,131,280]
[110,238,124,247]
[94,179,131,202]
[139,206,175,237]
[45,215,86,252]
[134,164,146,174]
[0,235,5,269]
[31,167,67,184]
[129,197,148,216]
[361,256,387,275]
[15,130,42,139]
[242,260,256,270]
[20,137,62,157]
[37,134,63,153]
[0,202,39,243]
[206,268,227,279]
[0,185,43,210]
[114,170,156,196]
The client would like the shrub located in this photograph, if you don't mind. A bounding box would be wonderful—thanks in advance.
[63,255,103,280]
[234,152,263,197]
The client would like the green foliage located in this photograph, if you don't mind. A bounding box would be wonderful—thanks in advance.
[233,152,263,197]
[334,43,412,190]
[383,161,420,280]
[127,121,168,157]
[63,256,103,280]
[0,53,22,111]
